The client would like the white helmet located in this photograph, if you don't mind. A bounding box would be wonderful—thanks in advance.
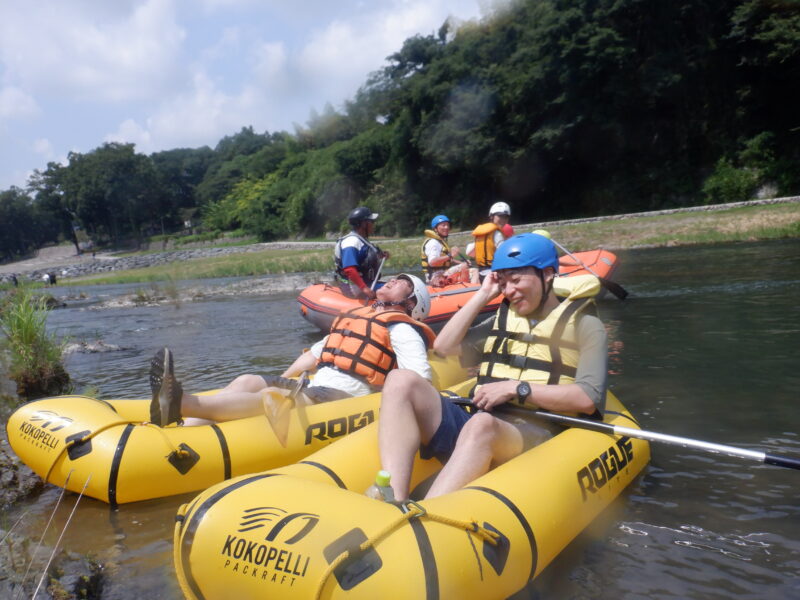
[397,273,431,321]
[489,201,511,216]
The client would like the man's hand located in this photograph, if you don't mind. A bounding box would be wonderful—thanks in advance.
[471,380,517,412]
[360,287,377,300]
[479,270,502,300]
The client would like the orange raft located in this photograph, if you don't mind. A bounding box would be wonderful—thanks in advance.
[298,249,619,332]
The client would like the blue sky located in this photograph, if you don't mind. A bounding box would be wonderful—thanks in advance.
[0,0,493,191]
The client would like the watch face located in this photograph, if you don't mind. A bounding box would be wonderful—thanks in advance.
[517,382,531,399]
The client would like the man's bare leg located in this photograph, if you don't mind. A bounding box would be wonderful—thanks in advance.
[378,369,443,501]
[182,374,277,422]
[425,413,522,499]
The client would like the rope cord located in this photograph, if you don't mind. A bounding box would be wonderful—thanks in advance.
[313,502,499,599]
[42,421,187,485]
[31,474,91,600]
[13,472,73,600]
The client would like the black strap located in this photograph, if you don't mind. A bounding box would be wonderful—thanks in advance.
[546,298,588,384]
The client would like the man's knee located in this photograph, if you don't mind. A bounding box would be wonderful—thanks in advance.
[382,369,436,410]
[229,374,267,391]
[384,368,424,387]
[458,412,499,445]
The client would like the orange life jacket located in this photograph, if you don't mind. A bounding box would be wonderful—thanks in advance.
[318,306,436,387]
[472,222,501,268]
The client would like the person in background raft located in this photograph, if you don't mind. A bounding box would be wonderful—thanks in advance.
[421,215,479,287]
[467,201,512,279]
[147,274,434,427]
[334,206,389,299]
[375,233,607,502]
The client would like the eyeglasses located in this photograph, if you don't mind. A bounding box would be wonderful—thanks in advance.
[496,272,537,290]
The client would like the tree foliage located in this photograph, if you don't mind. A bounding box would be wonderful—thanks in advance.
[4,0,799,250]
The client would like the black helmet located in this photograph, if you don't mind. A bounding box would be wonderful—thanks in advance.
[348,206,379,226]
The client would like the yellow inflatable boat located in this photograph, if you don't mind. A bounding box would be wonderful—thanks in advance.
[173,383,650,599]
[5,354,466,505]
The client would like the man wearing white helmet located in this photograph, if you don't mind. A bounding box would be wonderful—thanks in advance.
[147,274,435,427]
[467,201,512,279]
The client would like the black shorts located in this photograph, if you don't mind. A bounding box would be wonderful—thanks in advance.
[419,394,473,462]
[418,392,558,463]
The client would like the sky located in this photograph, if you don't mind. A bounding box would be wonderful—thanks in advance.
[0,0,491,192]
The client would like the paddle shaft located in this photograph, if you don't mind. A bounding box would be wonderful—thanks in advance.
[452,399,800,471]
[371,256,387,291]
[550,239,629,299]
[528,409,800,470]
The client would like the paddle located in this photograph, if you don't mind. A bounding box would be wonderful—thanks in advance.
[533,230,629,300]
[371,256,387,291]
[263,372,310,447]
[451,398,800,471]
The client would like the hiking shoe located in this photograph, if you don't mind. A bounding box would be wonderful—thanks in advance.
[149,348,183,426]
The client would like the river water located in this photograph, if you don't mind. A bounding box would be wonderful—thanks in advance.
[5,239,800,599]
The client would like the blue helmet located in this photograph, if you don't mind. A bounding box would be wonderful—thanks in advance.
[491,233,559,273]
[431,214,450,229]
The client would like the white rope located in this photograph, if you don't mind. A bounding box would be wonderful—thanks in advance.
[13,471,73,600]
[30,474,91,600]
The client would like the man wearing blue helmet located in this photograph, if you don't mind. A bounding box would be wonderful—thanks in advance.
[421,215,459,280]
[374,233,608,502]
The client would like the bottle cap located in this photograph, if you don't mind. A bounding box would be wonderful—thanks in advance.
[375,470,391,487]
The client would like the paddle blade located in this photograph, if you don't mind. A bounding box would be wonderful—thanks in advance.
[599,277,629,300]
[262,390,293,447]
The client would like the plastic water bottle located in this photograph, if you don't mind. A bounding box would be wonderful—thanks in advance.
[365,470,395,502]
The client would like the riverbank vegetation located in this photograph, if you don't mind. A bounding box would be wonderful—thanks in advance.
[72,201,800,285]
[1,0,799,262]
[0,288,70,400]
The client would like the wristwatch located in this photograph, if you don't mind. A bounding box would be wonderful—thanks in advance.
[516,382,531,405]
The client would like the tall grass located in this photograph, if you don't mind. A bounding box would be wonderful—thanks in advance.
[0,287,70,399]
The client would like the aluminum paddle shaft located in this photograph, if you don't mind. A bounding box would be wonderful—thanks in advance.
[526,409,800,471]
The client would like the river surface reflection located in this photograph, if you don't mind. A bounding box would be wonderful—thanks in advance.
[7,239,800,599]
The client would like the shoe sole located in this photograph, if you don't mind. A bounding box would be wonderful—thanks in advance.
[158,349,174,427]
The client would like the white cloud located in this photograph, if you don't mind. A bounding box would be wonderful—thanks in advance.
[105,118,152,148]
[106,69,263,153]
[0,0,487,190]
[0,0,186,102]
[252,41,288,85]
[33,138,54,157]
[295,1,481,111]
[0,86,40,118]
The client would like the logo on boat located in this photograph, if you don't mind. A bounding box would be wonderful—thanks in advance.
[576,436,634,501]
[304,410,375,445]
[237,506,319,543]
[17,410,73,451]
[219,506,317,586]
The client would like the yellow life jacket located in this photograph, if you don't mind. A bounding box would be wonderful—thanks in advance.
[471,222,500,268]
[477,275,601,387]
[420,229,452,276]
[318,306,437,388]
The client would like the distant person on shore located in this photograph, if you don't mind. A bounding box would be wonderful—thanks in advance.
[334,206,390,299]
[147,274,433,427]
[421,215,478,287]
[467,202,512,279]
